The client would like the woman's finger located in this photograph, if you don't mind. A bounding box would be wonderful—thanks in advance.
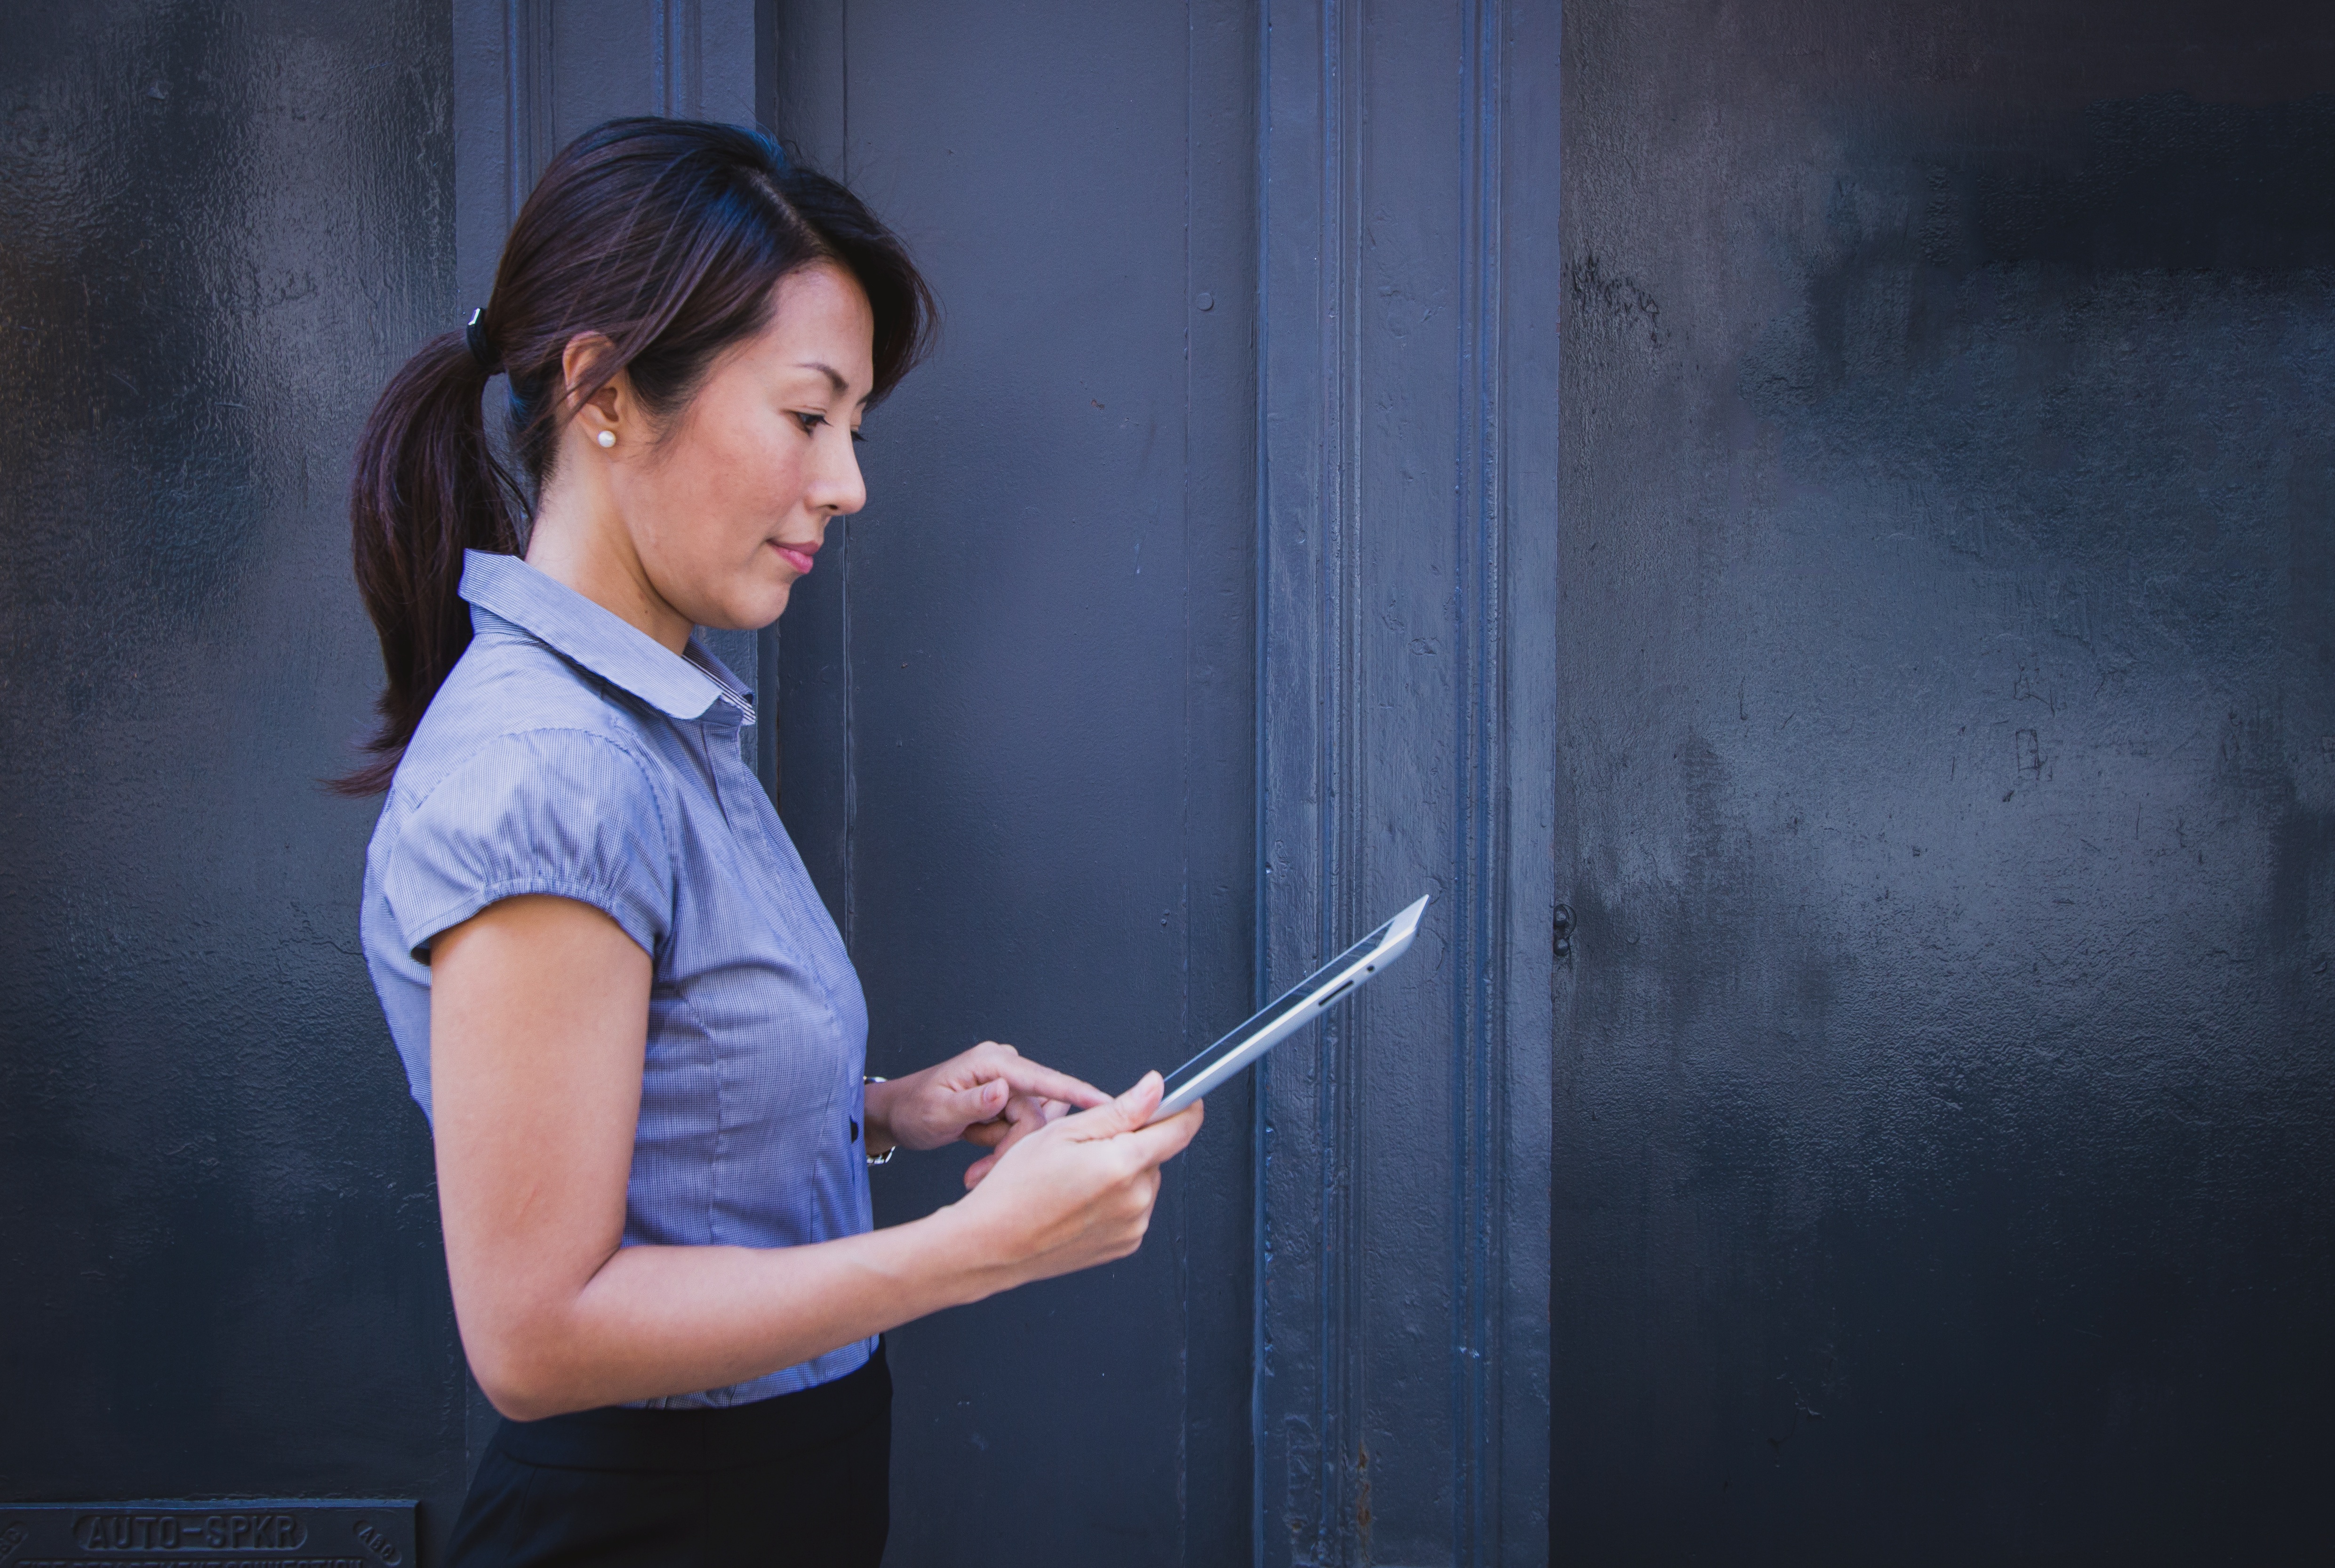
[960,1098,1067,1188]
[1055,1071,1165,1142]
[963,1094,1046,1150]
[986,1056,1110,1109]
[989,1100,1051,1154]
[941,1079,1009,1131]
[961,1117,1011,1149]
[1120,1098,1204,1169]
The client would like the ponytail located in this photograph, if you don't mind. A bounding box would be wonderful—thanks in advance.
[335,118,935,795]
[335,331,523,796]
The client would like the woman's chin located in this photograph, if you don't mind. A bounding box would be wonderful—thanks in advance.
[701,580,793,632]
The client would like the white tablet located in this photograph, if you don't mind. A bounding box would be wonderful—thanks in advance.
[1148,894,1431,1124]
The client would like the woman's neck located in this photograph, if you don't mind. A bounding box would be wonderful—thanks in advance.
[525,470,694,654]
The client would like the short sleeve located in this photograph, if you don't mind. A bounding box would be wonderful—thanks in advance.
[380,728,676,963]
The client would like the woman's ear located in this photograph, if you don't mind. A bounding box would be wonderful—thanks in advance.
[560,333,620,410]
[560,332,631,446]
[583,381,623,433]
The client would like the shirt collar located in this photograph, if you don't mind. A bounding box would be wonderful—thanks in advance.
[458,550,754,724]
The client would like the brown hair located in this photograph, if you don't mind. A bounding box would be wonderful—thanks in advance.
[338,118,934,795]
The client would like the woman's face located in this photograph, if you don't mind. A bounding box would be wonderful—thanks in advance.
[613,261,876,633]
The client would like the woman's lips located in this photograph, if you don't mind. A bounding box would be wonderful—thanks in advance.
[774,543,816,575]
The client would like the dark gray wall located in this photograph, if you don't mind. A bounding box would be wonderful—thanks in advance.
[1557,1,2335,1560]
[770,5,1261,1563]
[0,0,465,1539]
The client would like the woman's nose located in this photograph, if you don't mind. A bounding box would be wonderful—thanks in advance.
[808,430,868,517]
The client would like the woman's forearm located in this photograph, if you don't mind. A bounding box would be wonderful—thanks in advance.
[428,899,1197,1422]
[471,1205,1014,1420]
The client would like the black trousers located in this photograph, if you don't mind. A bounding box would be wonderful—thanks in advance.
[446,1345,891,1567]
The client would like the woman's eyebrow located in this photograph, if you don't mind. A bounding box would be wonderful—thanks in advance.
[794,360,875,410]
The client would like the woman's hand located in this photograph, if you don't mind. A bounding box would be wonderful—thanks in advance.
[432,899,1200,1421]
[938,1071,1204,1290]
[863,1040,1107,1164]
[960,1093,1060,1188]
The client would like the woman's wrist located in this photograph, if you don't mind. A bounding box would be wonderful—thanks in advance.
[862,1074,902,1156]
[907,1195,1025,1305]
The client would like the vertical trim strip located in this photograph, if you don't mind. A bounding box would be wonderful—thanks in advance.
[1253,0,1550,1560]
[1452,1,1504,1558]
[1247,0,1276,1553]
[657,0,680,116]
[1254,0,1367,1559]
[837,0,854,952]
[1499,3,1557,1551]
[504,0,527,223]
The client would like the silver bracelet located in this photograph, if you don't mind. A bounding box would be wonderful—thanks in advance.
[863,1075,895,1165]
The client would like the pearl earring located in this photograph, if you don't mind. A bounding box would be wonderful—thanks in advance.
[595,430,616,449]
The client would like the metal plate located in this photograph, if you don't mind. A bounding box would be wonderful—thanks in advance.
[0,1503,415,1568]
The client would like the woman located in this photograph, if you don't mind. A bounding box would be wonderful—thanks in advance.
[345,119,1202,1563]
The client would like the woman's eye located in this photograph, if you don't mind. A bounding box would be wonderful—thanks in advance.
[792,411,864,443]
[850,429,866,445]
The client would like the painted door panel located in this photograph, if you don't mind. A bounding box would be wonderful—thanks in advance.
[1553,1,2335,1559]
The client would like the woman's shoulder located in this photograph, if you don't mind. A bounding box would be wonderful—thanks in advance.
[364,631,686,963]
[388,629,676,821]
[364,652,685,967]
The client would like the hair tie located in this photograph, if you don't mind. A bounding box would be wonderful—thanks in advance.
[464,308,502,374]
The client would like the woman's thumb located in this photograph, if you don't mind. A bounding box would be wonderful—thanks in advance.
[1115,1071,1165,1126]
[1067,1072,1165,1140]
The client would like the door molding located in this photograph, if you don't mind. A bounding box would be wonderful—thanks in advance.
[456,0,760,291]
[1252,0,1554,1560]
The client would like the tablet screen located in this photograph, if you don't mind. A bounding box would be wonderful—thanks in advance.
[1160,915,1397,1102]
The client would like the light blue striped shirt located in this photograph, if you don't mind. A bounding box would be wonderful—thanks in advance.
[361,550,875,1407]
